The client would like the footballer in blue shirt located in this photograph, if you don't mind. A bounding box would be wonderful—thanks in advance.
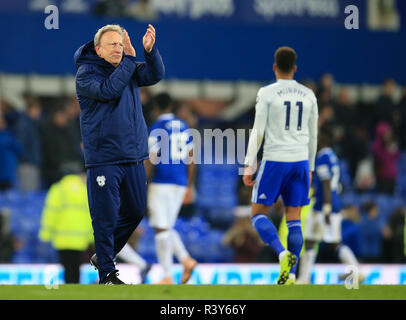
[297,127,364,284]
[145,93,197,284]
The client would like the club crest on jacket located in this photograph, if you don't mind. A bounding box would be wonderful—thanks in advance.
[96,176,106,187]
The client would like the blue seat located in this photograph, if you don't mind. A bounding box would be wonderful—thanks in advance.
[339,192,360,207]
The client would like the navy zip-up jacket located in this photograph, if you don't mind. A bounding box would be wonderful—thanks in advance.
[74,41,164,168]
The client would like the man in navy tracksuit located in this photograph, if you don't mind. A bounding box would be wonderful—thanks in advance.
[74,24,164,284]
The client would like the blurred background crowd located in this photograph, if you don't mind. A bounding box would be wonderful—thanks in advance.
[0,74,405,267]
[0,0,405,273]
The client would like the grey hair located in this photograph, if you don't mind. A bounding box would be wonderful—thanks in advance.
[94,24,123,46]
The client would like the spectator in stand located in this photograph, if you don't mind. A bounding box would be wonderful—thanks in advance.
[318,104,335,128]
[174,102,199,129]
[343,124,371,189]
[0,98,20,135]
[316,73,335,106]
[223,184,264,263]
[140,88,154,128]
[333,88,356,129]
[0,208,20,263]
[381,207,405,263]
[0,114,22,191]
[301,79,317,94]
[15,95,43,191]
[64,96,81,131]
[334,87,370,183]
[92,0,129,17]
[395,84,406,150]
[341,205,362,258]
[359,201,383,263]
[374,78,397,128]
[40,107,83,188]
[223,212,264,263]
[63,96,83,156]
[127,0,158,21]
[372,121,400,195]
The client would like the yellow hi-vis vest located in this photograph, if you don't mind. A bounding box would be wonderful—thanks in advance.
[39,174,93,251]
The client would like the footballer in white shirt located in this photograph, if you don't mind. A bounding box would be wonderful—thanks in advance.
[243,46,318,285]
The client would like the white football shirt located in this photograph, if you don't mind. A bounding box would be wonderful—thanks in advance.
[245,79,318,171]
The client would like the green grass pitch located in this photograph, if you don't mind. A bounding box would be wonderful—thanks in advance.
[0,284,405,300]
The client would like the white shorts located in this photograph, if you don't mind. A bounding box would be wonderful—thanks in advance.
[147,183,187,229]
[305,210,342,243]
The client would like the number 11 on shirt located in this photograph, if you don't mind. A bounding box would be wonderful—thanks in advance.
[284,101,303,131]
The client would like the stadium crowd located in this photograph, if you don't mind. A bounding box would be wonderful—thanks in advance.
[0,74,405,265]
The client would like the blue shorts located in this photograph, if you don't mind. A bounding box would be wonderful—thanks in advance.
[252,160,310,207]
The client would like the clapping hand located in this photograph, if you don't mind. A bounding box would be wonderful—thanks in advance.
[143,24,156,53]
[123,29,136,57]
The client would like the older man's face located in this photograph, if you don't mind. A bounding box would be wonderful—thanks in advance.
[95,31,124,67]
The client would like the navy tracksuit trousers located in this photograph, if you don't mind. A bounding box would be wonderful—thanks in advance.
[86,162,146,283]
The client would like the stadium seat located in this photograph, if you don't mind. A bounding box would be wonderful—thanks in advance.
[5,185,404,264]
[340,191,360,207]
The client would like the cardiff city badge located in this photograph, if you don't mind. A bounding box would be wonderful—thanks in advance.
[96,176,106,187]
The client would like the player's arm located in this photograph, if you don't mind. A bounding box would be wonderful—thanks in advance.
[184,131,195,188]
[187,148,195,187]
[184,148,196,204]
[308,95,318,170]
[308,94,319,185]
[76,60,136,102]
[146,135,159,182]
[144,158,155,182]
[321,179,332,224]
[243,88,268,186]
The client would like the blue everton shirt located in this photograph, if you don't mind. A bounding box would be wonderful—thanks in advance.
[148,113,192,186]
[313,147,342,213]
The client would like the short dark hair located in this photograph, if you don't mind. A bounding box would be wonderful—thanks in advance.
[153,92,172,111]
[274,46,297,74]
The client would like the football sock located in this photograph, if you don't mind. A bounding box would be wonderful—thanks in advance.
[171,229,189,263]
[251,214,285,257]
[155,230,173,279]
[298,248,316,283]
[286,220,303,276]
[337,244,359,267]
[116,243,147,270]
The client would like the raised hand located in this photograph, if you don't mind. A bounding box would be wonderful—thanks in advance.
[143,24,156,53]
[123,29,136,57]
